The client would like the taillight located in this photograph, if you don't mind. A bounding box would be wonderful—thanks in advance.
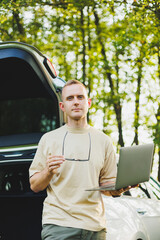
[43,58,57,78]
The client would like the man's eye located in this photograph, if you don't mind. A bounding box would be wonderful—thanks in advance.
[78,96,84,99]
[67,96,73,100]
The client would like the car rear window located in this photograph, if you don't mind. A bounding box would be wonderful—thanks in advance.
[0,97,59,136]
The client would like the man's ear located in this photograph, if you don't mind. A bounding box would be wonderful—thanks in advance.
[88,98,92,108]
[59,102,65,112]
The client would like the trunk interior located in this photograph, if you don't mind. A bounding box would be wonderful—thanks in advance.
[0,162,46,240]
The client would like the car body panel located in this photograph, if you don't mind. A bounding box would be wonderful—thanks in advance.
[125,197,160,240]
[104,196,150,240]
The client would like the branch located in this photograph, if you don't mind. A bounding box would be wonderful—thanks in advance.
[0,28,12,38]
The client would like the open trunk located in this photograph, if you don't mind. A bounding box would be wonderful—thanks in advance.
[0,42,64,240]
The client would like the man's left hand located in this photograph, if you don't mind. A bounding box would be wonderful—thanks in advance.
[101,184,139,197]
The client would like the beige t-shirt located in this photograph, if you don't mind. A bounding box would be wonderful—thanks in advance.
[29,124,117,231]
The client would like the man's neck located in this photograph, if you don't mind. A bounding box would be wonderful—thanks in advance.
[67,118,88,129]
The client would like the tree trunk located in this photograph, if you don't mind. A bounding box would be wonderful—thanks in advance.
[12,0,25,40]
[156,37,160,181]
[87,6,92,123]
[87,6,92,97]
[156,104,160,181]
[80,8,86,85]
[132,58,143,145]
[158,147,160,182]
[93,8,124,146]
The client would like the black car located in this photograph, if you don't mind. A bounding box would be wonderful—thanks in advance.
[0,42,65,240]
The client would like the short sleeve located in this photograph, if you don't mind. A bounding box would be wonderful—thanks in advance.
[29,135,47,177]
[99,139,117,184]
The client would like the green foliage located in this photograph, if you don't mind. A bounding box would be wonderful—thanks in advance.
[152,123,160,146]
[0,0,159,148]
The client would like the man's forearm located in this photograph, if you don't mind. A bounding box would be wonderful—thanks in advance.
[30,155,65,193]
[30,168,53,193]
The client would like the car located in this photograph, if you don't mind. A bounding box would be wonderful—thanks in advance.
[0,41,65,240]
[0,41,160,240]
[105,178,160,240]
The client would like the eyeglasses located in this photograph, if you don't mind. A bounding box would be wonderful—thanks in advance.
[62,131,91,162]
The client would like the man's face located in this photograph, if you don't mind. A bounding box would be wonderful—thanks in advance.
[59,84,91,121]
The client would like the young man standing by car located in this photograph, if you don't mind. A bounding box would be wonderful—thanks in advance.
[29,80,129,240]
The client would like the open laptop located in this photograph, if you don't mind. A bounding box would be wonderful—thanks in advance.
[86,143,154,191]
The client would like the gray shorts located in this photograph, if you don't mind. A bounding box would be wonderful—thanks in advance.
[41,224,106,240]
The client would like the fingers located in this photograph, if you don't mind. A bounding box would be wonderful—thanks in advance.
[103,184,139,197]
[109,187,130,197]
[110,189,123,196]
[131,184,139,188]
[47,155,65,174]
[110,185,139,197]
[123,186,131,192]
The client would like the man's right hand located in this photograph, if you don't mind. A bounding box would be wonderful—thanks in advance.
[47,154,65,174]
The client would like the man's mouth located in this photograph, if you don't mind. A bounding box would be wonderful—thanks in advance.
[72,108,81,111]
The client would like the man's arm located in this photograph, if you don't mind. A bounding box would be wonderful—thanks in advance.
[30,168,53,193]
[30,155,65,193]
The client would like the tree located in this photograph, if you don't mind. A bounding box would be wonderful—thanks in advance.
[93,7,125,146]
[0,0,160,180]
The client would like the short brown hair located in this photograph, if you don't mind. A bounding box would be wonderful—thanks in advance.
[61,80,88,100]
[63,80,86,89]
[62,79,86,92]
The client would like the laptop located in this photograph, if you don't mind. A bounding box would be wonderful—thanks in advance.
[86,143,154,191]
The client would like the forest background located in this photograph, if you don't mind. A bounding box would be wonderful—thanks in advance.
[0,0,160,181]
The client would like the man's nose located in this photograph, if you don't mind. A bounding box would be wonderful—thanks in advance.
[73,97,79,104]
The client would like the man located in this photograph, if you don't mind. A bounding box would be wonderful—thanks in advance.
[29,80,130,240]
